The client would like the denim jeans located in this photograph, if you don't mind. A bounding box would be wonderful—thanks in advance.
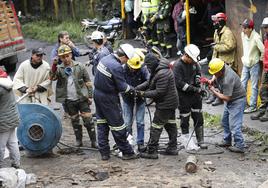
[221,97,246,149]
[123,101,145,145]
[241,63,261,108]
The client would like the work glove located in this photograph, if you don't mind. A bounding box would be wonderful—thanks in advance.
[135,90,145,98]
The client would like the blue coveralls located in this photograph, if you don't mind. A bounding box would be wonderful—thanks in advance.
[91,46,111,76]
[93,54,134,156]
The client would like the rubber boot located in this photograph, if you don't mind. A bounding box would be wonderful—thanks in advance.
[140,127,162,159]
[72,123,83,147]
[160,123,178,155]
[84,117,97,148]
[164,47,172,59]
[251,109,265,120]
[259,110,268,122]
[195,126,208,149]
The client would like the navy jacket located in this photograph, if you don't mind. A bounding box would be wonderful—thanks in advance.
[122,64,150,104]
[94,54,131,95]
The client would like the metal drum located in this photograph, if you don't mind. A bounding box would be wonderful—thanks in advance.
[17,103,62,156]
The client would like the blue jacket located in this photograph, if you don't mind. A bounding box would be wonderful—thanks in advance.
[122,64,150,104]
[94,54,131,95]
[91,46,111,75]
[51,43,80,65]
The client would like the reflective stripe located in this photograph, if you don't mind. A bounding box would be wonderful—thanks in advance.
[97,119,107,124]
[191,108,202,113]
[182,83,189,91]
[160,43,165,47]
[151,123,163,129]
[180,112,191,117]
[125,85,131,93]
[152,41,159,45]
[109,124,127,131]
[166,45,172,49]
[168,119,177,124]
[97,62,112,78]
[160,15,163,19]
[147,39,153,43]
[157,30,161,34]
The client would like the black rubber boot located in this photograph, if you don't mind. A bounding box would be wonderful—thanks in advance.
[72,118,83,147]
[164,48,172,58]
[259,110,268,122]
[83,117,97,148]
[140,127,162,159]
[160,123,178,155]
[250,110,265,120]
[195,126,208,149]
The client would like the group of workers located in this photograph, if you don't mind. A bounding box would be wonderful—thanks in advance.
[1,7,268,168]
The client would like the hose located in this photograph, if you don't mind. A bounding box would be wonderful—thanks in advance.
[57,141,98,151]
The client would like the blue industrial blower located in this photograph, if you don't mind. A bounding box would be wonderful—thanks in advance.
[17,103,62,156]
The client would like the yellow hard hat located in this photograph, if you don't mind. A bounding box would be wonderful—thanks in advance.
[58,44,72,56]
[208,58,225,75]
[127,54,142,69]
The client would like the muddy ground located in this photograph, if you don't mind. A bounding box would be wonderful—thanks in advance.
[6,39,268,188]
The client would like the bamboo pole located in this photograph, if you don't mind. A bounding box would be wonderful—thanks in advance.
[39,0,44,13]
[23,0,28,15]
[53,0,59,20]
[70,0,76,19]
[185,0,190,45]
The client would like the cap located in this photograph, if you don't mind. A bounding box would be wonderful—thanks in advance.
[32,48,46,55]
[241,19,254,29]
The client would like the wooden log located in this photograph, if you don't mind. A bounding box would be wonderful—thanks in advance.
[185,155,197,173]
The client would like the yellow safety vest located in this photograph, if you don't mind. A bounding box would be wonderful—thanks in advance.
[141,0,159,16]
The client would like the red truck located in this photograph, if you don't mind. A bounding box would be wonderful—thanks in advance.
[0,0,25,72]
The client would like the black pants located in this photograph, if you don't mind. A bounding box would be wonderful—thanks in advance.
[147,108,177,153]
[178,93,203,134]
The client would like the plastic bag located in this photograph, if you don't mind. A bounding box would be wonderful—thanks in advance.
[180,134,200,151]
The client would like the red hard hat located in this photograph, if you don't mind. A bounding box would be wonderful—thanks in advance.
[211,12,227,22]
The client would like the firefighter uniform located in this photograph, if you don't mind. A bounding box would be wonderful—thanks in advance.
[153,0,172,58]
[94,54,135,159]
[173,58,204,146]
[141,0,159,46]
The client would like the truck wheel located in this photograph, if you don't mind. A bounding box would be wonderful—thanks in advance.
[3,55,18,73]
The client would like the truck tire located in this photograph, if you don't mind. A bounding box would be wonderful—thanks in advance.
[3,55,18,73]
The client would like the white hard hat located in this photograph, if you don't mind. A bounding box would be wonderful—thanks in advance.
[184,44,200,62]
[120,43,135,59]
[91,31,104,40]
[261,17,268,28]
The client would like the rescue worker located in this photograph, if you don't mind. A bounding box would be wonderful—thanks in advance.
[173,44,206,149]
[94,43,139,160]
[251,17,268,122]
[240,19,264,114]
[50,45,97,148]
[206,12,237,106]
[136,53,179,159]
[89,30,111,75]
[122,49,150,152]
[150,0,172,58]
[13,48,52,105]
[141,0,159,46]
[208,58,246,153]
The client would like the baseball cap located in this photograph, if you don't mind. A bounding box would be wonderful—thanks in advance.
[32,48,46,55]
[241,19,254,29]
